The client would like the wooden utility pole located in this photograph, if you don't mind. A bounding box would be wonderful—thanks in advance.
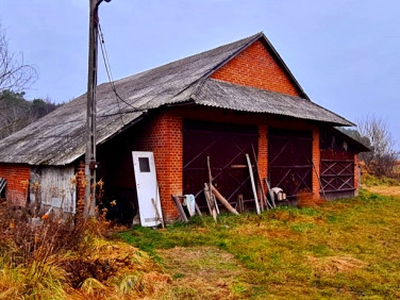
[85,0,111,218]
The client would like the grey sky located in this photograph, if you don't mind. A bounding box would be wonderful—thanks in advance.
[1,0,399,147]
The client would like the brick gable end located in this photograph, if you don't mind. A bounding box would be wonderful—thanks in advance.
[211,40,300,97]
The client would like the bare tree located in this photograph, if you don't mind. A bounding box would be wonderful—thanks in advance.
[0,25,37,98]
[357,115,399,177]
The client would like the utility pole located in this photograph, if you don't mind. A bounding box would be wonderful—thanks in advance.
[85,0,111,218]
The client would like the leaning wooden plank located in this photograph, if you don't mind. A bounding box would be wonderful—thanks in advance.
[237,194,244,213]
[209,184,239,215]
[195,203,202,216]
[251,144,267,211]
[213,195,220,215]
[204,184,218,222]
[265,177,277,209]
[246,153,260,214]
[203,184,213,215]
[171,195,188,223]
[151,198,165,228]
[206,156,218,221]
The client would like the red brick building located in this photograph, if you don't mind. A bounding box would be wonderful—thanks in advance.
[0,33,368,222]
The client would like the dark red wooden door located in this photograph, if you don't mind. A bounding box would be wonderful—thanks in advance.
[320,150,355,198]
[183,120,258,209]
[268,128,313,198]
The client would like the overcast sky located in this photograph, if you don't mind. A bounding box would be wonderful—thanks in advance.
[1,0,399,147]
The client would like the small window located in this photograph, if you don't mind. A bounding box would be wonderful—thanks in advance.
[139,157,151,172]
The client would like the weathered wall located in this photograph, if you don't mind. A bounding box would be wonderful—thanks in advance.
[211,40,301,97]
[0,163,30,206]
[30,165,76,214]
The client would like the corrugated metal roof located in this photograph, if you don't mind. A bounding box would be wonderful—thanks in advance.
[0,32,354,166]
[193,79,353,125]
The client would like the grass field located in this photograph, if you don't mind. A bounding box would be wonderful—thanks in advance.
[118,189,400,299]
[1,185,399,298]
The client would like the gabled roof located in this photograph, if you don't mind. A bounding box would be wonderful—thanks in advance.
[334,127,371,152]
[0,32,354,166]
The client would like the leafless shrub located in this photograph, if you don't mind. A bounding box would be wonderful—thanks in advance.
[0,203,85,267]
[357,115,399,177]
[0,24,37,96]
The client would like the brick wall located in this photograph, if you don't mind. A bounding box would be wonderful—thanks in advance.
[138,111,183,221]
[211,40,301,97]
[354,154,360,196]
[258,125,268,189]
[312,128,321,199]
[0,163,30,206]
[76,161,85,217]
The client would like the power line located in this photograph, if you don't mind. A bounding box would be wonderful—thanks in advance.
[97,22,141,123]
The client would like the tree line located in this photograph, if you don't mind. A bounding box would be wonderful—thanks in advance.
[0,90,61,139]
[0,24,61,139]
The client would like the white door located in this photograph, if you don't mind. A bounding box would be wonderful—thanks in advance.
[132,151,163,227]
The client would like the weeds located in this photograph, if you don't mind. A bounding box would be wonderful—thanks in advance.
[362,172,400,187]
[0,198,168,299]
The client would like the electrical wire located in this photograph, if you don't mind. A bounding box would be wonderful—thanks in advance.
[97,22,141,125]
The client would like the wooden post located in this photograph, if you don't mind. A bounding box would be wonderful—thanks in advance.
[246,154,260,214]
[265,177,276,208]
[84,0,111,218]
[206,156,217,221]
[204,184,217,222]
[237,194,244,213]
[151,198,164,228]
[172,195,188,223]
[209,184,239,215]
[251,144,267,211]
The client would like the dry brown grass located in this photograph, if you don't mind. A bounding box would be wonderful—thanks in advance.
[63,238,171,299]
[156,246,247,299]
[365,185,400,197]
[0,200,170,299]
[296,191,326,208]
[308,256,366,276]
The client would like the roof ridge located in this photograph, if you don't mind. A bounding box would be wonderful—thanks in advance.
[201,32,264,79]
[113,32,264,86]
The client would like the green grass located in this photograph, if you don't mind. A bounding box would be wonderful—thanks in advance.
[117,190,400,299]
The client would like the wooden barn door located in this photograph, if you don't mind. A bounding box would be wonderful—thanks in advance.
[183,120,258,209]
[320,150,355,199]
[268,128,313,198]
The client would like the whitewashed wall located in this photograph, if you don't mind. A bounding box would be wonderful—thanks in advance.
[30,165,76,214]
